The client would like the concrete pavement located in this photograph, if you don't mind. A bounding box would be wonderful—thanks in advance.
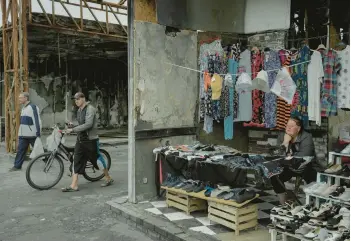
[0,145,155,241]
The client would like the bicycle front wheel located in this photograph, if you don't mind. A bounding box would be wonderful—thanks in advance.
[26,152,64,190]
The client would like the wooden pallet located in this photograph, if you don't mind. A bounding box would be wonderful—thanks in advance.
[208,201,258,236]
[166,190,207,215]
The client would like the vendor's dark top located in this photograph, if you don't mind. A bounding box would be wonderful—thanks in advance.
[279,130,316,157]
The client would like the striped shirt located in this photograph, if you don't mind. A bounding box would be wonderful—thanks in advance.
[274,50,292,130]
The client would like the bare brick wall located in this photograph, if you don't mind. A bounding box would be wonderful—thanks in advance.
[247,118,329,162]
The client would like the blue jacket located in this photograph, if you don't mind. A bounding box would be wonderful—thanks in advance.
[18,102,42,138]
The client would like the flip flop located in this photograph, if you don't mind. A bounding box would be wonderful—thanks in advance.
[61,187,79,192]
[101,179,114,187]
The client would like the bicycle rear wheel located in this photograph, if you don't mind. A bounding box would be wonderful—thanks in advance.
[26,152,64,190]
[83,149,111,182]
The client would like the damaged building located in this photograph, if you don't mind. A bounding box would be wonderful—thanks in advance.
[0,0,128,152]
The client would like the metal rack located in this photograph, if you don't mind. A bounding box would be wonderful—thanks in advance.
[270,151,350,241]
[306,152,350,207]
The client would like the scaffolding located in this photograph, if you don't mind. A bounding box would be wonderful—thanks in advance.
[0,0,127,153]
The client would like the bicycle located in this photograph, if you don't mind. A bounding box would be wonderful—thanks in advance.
[26,126,112,190]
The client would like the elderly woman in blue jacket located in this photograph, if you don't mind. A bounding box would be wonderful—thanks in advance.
[10,92,42,171]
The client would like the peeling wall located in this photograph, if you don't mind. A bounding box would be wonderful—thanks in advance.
[133,21,198,200]
[134,21,198,130]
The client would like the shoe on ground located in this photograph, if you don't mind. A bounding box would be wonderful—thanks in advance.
[9,167,21,172]
[101,179,114,187]
[321,184,339,197]
[338,188,350,202]
[329,186,345,199]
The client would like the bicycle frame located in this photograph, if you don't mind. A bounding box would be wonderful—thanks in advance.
[43,131,73,173]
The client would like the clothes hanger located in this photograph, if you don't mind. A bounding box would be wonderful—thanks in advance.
[317,37,326,50]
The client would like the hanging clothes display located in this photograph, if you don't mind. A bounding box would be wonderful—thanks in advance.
[220,75,230,119]
[336,45,350,109]
[235,49,252,122]
[235,73,253,122]
[263,50,281,128]
[211,73,223,100]
[274,50,292,130]
[244,49,265,127]
[199,40,224,119]
[228,58,239,119]
[203,87,213,134]
[290,46,310,127]
[318,48,341,116]
[224,75,234,140]
[307,51,324,126]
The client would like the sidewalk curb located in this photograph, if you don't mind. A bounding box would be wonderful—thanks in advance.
[105,199,220,241]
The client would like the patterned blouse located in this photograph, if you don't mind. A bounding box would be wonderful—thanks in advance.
[290,46,310,127]
[318,48,342,116]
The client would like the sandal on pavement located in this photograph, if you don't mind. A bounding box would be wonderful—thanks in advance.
[101,179,114,187]
[62,187,79,192]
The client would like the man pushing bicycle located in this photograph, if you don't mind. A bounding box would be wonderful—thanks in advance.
[62,92,114,192]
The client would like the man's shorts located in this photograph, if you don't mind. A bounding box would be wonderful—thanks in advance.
[72,139,99,174]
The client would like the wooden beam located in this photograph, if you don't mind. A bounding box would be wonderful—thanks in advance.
[105,4,109,34]
[1,0,10,152]
[22,0,29,92]
[36,0,52,25]
[80,0,83,29]
[12,0,19,152]
[82,0,106,34]
[58,0,81,30]
[50,0,127,13]
[108,4,127,35]
[5,0,12,24]
[28,23,128,42]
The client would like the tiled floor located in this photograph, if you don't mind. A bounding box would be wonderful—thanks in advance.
[144,185,306,237]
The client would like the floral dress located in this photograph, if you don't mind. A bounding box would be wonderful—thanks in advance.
[263,50,281,128]
[244,50,265,127]
[290,46,310,127]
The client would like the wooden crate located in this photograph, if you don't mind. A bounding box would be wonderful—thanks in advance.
[208,201,258,236]
[166,190,207,215]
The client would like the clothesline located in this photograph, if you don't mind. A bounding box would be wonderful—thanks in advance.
[165,60,311,77]
[220,32,349,42]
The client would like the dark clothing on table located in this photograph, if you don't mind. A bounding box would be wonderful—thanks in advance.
[271,130,316,194]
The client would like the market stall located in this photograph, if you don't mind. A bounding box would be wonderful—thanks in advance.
[151,35,350,237]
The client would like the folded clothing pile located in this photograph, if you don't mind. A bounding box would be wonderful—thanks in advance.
[161,174,257,204]
[303,182,350,202]
[270,202,350,240]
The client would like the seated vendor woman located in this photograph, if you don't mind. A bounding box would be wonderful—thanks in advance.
[271,117,316,204]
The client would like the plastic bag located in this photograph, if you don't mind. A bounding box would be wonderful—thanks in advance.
[29,138,45,159]
[46,127,62,151]
[271,67,296,104]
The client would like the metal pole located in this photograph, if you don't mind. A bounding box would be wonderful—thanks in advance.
[127,0,136,203]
